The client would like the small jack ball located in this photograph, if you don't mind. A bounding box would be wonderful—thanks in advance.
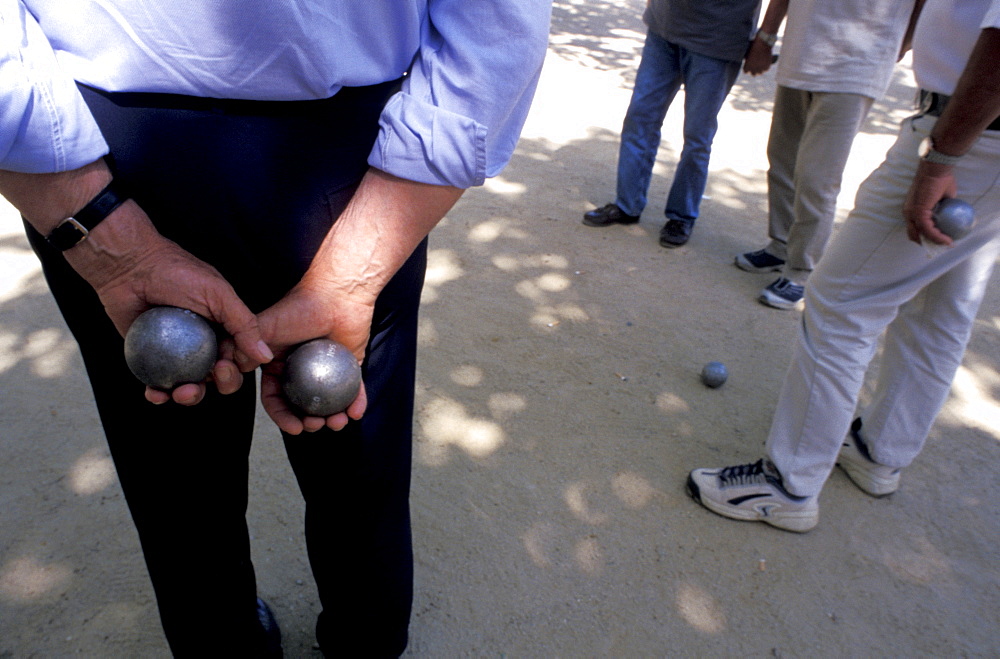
[932,198,975,240]
[701,361,728,388]
[124,307,218,390]
[282,339,362,417]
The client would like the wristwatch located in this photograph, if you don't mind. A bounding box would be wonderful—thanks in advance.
[919,136,962,167]
[45,180,128,251]
[755,29,778,47]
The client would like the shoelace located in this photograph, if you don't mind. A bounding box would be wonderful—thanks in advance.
[773,278,803,295]
[718,459,768,485]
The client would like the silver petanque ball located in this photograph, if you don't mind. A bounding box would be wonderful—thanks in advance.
[282,339,362,417]
[701,361,728,388]
[124,307,218,390]
[932,198,975,240]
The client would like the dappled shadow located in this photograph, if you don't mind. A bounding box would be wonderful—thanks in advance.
[2,3,997,655]
[549,0,646,87]
[0,233,165,653]
[550,0,922,142]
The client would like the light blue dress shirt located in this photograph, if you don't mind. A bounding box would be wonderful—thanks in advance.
[0,0,551,188]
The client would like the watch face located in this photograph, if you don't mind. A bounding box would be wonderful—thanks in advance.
[919,137,932,158]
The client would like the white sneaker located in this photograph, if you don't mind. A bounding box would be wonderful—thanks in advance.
[836,419,900,497]
[687,459,818,533]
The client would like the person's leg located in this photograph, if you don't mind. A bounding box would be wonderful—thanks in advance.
[283,240,425,658]
[858,126,1000,470]
[614,31,683,217]
[663,50,740,226]
[767,114,1000,498]
[857,244,998,466]
[764,86,809,261]
[782,92,874,283]
[23,232,267,654]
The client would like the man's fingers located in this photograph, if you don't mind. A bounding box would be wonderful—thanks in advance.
[345,382,368,420]
[260,371,305,435]
[260,364,365,434]
[211,359,244,395]
[145,387,170,405]
[219,302,273,366]
[171,383,206,406]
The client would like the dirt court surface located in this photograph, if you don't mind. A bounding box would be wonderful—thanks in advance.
[2,2,998,656]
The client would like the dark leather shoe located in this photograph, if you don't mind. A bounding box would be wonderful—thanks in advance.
[582,203,640,227]
[256,598,284,658]
[659,219,692,247]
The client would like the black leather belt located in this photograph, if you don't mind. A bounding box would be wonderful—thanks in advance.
[919,89,1000,131]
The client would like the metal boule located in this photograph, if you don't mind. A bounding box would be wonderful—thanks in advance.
[124,306,218,390]
[701,361,728,388]
[932,198,975,240]
[282,339,362,416]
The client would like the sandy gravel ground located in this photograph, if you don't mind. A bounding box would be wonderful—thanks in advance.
[2,2,998,656]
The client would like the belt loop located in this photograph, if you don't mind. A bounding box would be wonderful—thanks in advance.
[912,89,930,129]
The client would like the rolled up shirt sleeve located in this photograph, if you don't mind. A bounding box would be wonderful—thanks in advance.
[0,0,108,173]
[369,0,551,188]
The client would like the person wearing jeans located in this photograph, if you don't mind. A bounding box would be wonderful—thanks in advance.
[582,0,763,248]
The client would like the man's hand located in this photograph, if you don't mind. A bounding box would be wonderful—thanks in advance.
[0,161,273,406]
[246,168,464,436]
[85,202,272,404]
[901,28,1000,247]
[254,282,373,435]
[902,160,957,246]
[744,38,775,76]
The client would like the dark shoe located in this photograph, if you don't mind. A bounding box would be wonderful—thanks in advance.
[659,219,692,247]
[582,203,640,227]
[758,277,804,310]
[256,598,284,658]
[735,248,785,273]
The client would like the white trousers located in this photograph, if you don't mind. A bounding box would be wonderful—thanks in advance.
[766,112,1000,498]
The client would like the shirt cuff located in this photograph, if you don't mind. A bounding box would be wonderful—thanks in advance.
[0,81,109,173]
[368,91,487,189]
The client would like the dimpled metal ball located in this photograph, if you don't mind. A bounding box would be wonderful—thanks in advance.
[701,361,728,388]
[282,339,362,416]
[124,307,218,389]
[933,198,975,240]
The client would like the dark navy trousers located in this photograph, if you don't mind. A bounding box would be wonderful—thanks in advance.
[26,80,422,657]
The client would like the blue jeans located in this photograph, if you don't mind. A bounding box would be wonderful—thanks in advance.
[615,31,740,225]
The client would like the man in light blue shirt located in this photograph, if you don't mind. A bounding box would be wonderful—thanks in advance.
[0,1,550,655]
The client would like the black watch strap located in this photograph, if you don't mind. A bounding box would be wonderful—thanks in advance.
[46,181,129,251]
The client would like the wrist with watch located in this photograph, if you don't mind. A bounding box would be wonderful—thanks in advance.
[45,180,129,251]
[755,29,777,47]
[919,136,963,167]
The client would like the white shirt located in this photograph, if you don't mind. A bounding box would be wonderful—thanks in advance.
[776,0,916,99]
[912,0,1000,95]
[0,0,552,188]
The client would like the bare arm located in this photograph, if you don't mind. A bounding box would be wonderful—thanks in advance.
[899,0,927,60]
[253,168,464,435]
[903,28,1000,245]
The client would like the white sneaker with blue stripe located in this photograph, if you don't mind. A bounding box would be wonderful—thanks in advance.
[687,459,818,533]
